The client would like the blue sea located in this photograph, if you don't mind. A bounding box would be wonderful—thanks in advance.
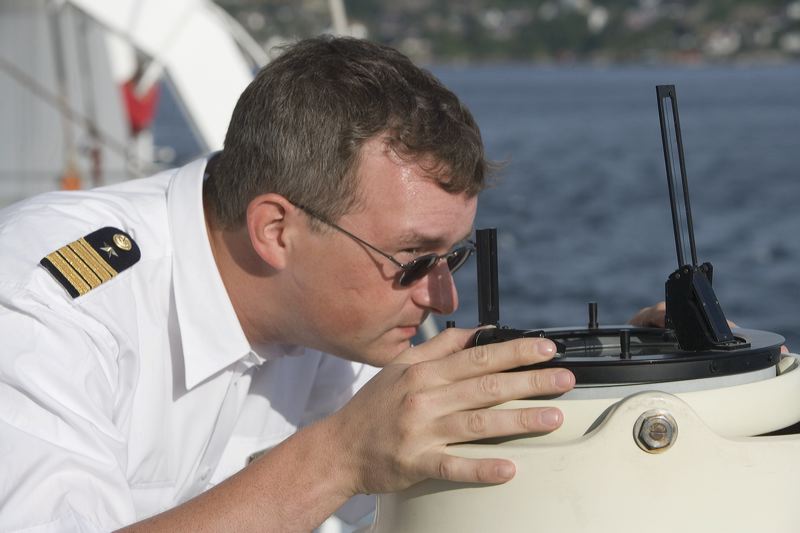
[432,64,800,348]
[159,64,800,348]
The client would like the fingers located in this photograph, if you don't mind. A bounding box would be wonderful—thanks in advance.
[424,455,516,485]
[628,301,666,327]
[339,328,575,494]
[628,301,741,332]
[427,367,574,411]
[441,405,564,443]
[415,336,560,385]
[394,326,479,365]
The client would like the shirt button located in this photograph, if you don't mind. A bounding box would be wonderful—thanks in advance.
[199,466,211,481]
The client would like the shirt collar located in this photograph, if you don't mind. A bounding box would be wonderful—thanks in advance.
[167,157,260,390]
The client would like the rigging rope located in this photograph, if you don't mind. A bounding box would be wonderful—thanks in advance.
[0,54,147,177]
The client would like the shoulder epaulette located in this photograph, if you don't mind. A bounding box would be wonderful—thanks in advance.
[40,226,141,298]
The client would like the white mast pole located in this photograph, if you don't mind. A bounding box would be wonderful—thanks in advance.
[328,0,349,36]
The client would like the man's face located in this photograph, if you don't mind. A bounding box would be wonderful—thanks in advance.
[286,137,478,366]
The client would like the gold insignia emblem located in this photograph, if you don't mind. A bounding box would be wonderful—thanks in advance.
[100,243,119,258]
[113,233,132,251]
[40,226,139,298]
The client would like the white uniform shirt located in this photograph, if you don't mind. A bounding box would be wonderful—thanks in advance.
[0,158,378,531]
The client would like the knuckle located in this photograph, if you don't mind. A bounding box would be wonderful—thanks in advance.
[441,327,463,342]
[478,374,502,397]
[403,362,428,387]
[401,391,427,414]
[511,339,529,364]
[466,410,487,434]
[516,409,535,430]
[527,370,546,392]
[437,457,454,481]
[469,345,491,368]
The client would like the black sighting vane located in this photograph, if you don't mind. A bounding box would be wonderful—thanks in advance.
[657,85,698,269]
[657,85,735,350]
[476,228,499,326]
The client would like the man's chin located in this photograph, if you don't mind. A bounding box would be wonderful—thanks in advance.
[318,336,409,367]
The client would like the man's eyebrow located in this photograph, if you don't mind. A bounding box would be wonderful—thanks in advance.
[459,228,475,243]
[396,228,475,248]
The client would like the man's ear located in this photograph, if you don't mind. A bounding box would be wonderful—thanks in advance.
[245,193,299,270]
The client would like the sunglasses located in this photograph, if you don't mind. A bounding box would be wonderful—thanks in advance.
[295,204,475,286]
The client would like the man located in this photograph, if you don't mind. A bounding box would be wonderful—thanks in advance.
[0,37,575,531]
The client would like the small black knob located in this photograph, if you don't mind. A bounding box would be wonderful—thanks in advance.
[588,302,598,329]
[620,330,631,359]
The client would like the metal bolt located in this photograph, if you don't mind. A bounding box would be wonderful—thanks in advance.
[634,410,677,453]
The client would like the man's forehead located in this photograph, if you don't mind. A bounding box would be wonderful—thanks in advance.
[356,140,468,205]
[361,135,451,181]
[352,135,478,236]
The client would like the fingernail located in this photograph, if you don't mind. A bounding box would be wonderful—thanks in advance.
[496,462,515,480]
[540,408,563,428]
[537,340,556,356]
[553,371,574,389]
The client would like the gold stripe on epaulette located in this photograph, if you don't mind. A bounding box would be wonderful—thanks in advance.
[76,238,118,277]
[46,251,91,296]
[71,239,117,281]
[68,243,112,283]
[58,246,102,289]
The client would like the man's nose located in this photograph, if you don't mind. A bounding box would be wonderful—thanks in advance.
[410,260,458,315]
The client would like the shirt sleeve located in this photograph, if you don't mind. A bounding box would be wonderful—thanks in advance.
[0,285,135,531]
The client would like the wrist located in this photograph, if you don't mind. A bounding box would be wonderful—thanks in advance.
[313,411,364,498]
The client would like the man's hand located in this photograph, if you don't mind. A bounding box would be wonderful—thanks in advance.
[328,327,575,497]
[629,301,748,332]
[630,301,790,354]
[628,301,667,328]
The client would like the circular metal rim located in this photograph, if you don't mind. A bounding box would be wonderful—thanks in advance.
[508,327,784,384]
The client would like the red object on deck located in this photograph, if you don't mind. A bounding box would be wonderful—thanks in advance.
[121,79,160,135]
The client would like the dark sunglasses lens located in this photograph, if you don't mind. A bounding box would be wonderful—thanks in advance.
[398,254,439,286]
[446,246,473,273]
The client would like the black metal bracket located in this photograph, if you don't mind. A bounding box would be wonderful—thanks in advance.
[476,228,499,326]
[657,85,735,351]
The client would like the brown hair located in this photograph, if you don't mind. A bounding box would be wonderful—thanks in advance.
[208,36,488,228]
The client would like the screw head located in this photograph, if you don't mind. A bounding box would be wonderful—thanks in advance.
[634,410,678,453]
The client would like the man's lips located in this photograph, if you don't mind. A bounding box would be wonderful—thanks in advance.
[396,325,419,338]
[395,314,428,339]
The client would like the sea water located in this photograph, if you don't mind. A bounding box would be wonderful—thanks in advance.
[431,64,800,348]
